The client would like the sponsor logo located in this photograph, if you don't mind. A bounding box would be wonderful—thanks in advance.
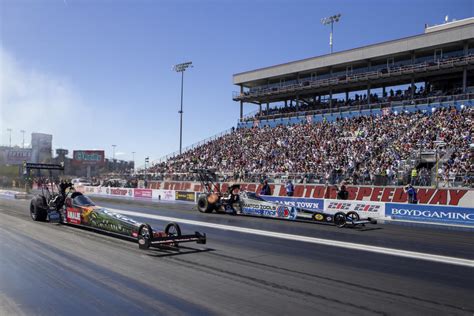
[391,208,474,221]
[314,214,324,221]
[85,187,95,193]
[163,190,174,200]
[327,202,351,211]
[242,207,277,217]
[67,210,81,224]
[242,203,277,211]
[110,188,129,196]
[176,191,195,202]
[277,206,290,218]
[134,189,152,198]
[353,204,382,212]
[325,200,384,218]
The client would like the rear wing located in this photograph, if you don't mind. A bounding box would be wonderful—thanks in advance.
[190,168,221,194]
[24,162,65,194]
[25,162,64,171]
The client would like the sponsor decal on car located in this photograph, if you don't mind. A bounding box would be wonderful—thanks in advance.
[314,213,324,221]
[67,209,81,224]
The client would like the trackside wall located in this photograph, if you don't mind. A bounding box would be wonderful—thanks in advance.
[76,185,474,227]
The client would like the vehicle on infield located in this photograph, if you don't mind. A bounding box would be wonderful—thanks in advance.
[28,165,206,249]
[193,169,376,228]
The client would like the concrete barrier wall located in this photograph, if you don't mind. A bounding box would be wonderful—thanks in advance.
[78,186,474,227]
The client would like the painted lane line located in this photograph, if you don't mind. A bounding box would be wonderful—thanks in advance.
[110,208,474,268]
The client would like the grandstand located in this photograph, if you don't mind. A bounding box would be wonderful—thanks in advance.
[150,18,474,188]
[233,18,474,127]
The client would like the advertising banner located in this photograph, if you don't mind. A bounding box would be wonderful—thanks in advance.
[133,188,152,199]
[108,187,133,197]
[175,191,196,202]
[83,186,96,195]
[386,203,474,226]
[147,181,474,207]
[152,189,175,201]
[72,150,105,166]
[261,196,324,211]
[324,199,386,218]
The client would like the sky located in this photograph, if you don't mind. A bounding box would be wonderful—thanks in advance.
[0,0,472,167]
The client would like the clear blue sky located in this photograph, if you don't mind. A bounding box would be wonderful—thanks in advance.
[1,0,472,166]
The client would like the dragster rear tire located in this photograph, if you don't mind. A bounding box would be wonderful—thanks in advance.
[333,212,346,228]
[197,195,214,213]
[30,201,47,222]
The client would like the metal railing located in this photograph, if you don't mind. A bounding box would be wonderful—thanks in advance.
[238,93,474,123]
[233,54,474,101]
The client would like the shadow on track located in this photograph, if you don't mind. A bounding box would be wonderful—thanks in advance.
[146,246,215,258]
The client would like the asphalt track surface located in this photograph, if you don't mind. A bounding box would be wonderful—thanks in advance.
[0,197,473,315]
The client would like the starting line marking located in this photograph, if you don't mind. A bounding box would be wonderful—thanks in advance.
[110,208,474,268]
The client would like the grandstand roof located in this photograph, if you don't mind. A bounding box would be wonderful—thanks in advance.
[233,19,474,87]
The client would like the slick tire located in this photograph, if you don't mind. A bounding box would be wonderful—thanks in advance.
[165,222,182,247]
[346,211,360,225]
[333,212,347,228]
[197,195,213,213]
[30,202,47,222]
[138,224,153,250]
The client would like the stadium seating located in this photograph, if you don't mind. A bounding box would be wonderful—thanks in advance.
[151,105,473,188]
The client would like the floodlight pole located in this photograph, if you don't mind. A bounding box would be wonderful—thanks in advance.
[330,22,334,53]
[173,61,193,155]
[179,70,184,155]
[321,14,341,54]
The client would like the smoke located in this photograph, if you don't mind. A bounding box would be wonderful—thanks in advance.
[0,47,84,148]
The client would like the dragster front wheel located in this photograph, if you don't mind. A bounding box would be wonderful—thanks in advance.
[138,224,153,249]
[346,211,360,226]
[165,222,182,247]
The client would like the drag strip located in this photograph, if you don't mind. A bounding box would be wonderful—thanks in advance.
[1,198,474,315]
[109,208,474,267]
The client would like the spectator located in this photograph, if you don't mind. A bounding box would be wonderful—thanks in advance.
[260,180,272,196]
[285,180,294,197]
[336,185,349,200]
[405,185,418,204]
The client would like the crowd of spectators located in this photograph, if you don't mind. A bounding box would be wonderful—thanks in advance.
[150,106,473,187]
[245,86,460,122]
